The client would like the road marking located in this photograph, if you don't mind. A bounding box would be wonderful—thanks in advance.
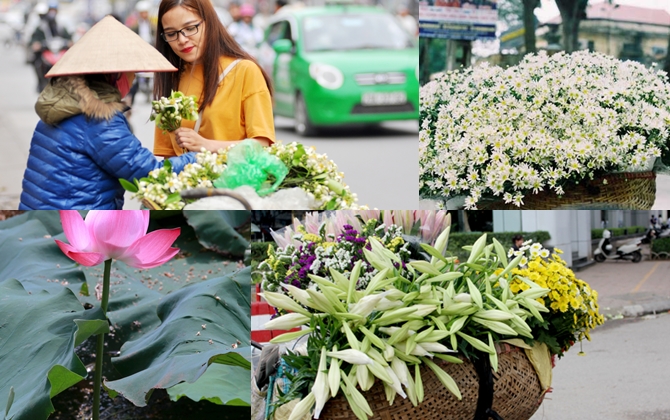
[632,262,660,293]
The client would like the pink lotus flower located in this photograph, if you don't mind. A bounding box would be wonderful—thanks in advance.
[55,210,181,268]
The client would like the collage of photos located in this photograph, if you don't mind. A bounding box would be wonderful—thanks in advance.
[0,0,669,419]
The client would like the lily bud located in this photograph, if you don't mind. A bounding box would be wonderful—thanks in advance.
[327,349,374,365]
[349,294,383,318]
[260,292,310,316]
[391,357,410,387]
[328,350,341,398]
[454,293,472,303]
[281,284,312,307]
[420,342,456,354]
[288,391,315,420]
[375,297,404,312]
[264,312,310,330]
[313,347,330,419]
[383,344,395,362]
[384,365,407,398]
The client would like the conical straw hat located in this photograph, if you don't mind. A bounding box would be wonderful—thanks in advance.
[46,15,177,78]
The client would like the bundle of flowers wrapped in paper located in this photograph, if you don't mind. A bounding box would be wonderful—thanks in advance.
[258,213,605,420]
[420,50,670,209]
[150,90,199,133]
[121,141,362,210]
[506,241,605,358]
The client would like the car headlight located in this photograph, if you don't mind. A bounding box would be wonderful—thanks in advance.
[309,63,344,90]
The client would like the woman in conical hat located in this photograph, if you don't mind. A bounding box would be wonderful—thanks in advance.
[152,0,275,157]
[20,16,198,210]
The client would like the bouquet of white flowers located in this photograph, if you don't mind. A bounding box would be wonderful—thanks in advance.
[149,90,199,133]
[120,142,363,210]
[420,50,670,209]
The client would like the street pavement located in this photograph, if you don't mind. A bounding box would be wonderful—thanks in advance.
[575,259,670,317]
[528,260,670,419]
[0,44,418,210]
[531,313,670,420]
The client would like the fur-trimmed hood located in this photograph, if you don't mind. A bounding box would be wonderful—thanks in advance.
[35,76,127,125]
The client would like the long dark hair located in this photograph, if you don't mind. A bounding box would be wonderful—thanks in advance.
[154,0,273,112]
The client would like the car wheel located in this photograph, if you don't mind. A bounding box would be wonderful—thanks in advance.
[294,93,316,137]
[631,251,642,263]
[594,253,605,263]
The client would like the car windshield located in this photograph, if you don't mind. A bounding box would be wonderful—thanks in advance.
[302,13,414,52]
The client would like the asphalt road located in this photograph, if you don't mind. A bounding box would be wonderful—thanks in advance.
[0,44,418,210]
[531,313,670,420]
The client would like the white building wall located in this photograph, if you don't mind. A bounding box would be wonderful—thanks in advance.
[493,211,522,233]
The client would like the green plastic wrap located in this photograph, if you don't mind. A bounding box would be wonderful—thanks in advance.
[214,140,289,196]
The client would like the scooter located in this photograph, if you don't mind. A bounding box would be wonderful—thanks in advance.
[594,229,643,263]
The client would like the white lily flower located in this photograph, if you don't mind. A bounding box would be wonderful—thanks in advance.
[326,349,374,365]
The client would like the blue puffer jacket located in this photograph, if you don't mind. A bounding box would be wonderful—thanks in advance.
[20,76,196,210]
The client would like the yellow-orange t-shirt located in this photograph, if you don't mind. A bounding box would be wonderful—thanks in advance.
[153,56,275,157]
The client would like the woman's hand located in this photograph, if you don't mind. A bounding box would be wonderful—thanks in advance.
[174,127,208,152]
[174,128,273,152]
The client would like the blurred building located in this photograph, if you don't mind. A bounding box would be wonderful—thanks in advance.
[538,2,670,66]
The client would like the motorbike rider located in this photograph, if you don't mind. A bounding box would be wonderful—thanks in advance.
[30,1,71,92]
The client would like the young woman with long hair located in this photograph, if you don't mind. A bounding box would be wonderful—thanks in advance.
[153,0,275,157]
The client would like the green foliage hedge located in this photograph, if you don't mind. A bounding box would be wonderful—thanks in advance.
[251,241,273,263]
[251,242,274,284]
[591,226,646,240]
[652,237,670,254]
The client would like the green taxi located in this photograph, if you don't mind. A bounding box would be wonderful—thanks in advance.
[257,3,419,136]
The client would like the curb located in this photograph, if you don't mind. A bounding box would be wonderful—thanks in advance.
[620,300,670,317]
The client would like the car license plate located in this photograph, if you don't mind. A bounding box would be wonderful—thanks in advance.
[361,92,407,106]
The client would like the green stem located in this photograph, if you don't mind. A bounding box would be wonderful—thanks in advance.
[92,259,112,420]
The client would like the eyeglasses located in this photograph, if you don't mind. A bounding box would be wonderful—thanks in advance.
[161,21,203,43]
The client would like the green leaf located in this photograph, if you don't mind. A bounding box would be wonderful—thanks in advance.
[292,143,306,166]
[79,281,89,297]
[105,268,251,407]
[0,279,107,420]
[183,211,250,257]
[208,352,252,370]
[419,243,448,263]
[166,363,250,406]
[119,178,139,193]
[0,212,87,296]
[165,192,182,205]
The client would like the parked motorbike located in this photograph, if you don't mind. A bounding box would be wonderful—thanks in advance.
[36,36,67,91]
[594,229,643,263]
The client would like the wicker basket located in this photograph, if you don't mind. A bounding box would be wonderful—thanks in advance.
[320,344,544,420]
[478,171,655,210]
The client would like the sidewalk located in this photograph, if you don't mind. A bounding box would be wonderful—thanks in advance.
[576,259,670,317]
